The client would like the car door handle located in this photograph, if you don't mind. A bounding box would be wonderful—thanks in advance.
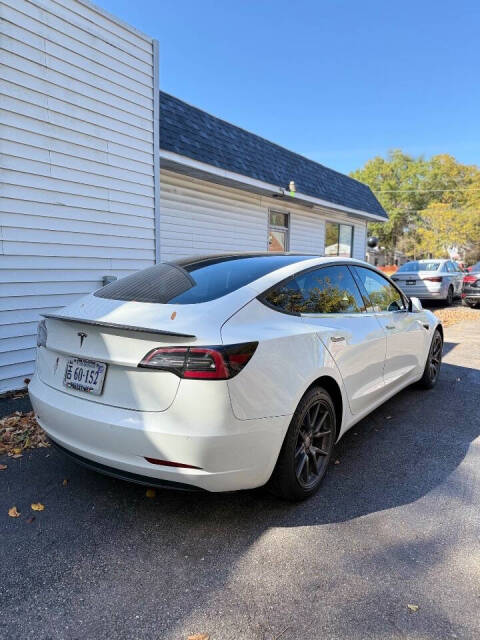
[385,325,395,330]
[330,336,345,342]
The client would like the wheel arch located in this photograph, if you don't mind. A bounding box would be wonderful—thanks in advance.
[304,375,343,440]
[436,323,444,340]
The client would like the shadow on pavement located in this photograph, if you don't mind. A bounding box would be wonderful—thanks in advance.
[2,358,479,639]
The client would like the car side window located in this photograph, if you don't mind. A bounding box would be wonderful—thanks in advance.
[354,267,406,312]
[263,265,365,314]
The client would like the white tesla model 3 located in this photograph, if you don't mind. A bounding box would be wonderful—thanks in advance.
[29,254,443,501]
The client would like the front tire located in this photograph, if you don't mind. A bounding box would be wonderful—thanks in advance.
[268,387,336,501]
[418,329,443,389]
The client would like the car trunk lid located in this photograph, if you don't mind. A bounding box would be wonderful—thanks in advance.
[36,293,248,411]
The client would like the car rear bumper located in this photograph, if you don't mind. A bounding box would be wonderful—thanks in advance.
[395,284,447,299]
[463,291,480,303]
[29,375,290,492]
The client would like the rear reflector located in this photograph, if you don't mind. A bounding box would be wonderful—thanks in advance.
[145,457,201,469]
[463,275,478,283]
[422,276,442,282]
[138,342,258,379]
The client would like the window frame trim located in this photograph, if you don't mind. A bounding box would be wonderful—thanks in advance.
[268,208,290,252]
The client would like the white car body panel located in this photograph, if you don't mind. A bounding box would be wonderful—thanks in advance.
[221,298,344,421]
[300,312,386,415]
[371,308,426,387]
[29,255,442,493]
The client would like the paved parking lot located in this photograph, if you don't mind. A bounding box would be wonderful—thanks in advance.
[1,318,480,640]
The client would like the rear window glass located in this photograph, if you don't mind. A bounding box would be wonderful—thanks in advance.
[397,261,440,272]
[94,254,312,304]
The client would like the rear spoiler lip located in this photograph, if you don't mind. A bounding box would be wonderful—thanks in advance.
[42,313,196,338]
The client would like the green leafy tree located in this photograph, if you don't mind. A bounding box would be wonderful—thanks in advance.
[350,150,480,257]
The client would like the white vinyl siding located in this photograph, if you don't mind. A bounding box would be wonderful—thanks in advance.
[0,0,158,393]
[159,169,367,263]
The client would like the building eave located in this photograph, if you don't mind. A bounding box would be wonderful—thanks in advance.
[160,149,388,223]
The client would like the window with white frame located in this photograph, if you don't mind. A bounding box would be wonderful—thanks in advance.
[268,211,289,252]
[325,222,353,257]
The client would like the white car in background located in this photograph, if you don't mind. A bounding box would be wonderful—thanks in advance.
[391,259,463,305]
[29,254,443,501]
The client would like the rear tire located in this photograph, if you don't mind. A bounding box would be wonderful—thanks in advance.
[465,301,480,309]
[268,387,336,501]
[417,329,443,389]
[446,286,454,306]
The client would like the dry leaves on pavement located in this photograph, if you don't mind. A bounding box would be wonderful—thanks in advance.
[0,411,50,457]
[432,304,479,328]
[8,506,20,518]
[31,503,45,512]
[187,634,210,640]
[407,604,419,612]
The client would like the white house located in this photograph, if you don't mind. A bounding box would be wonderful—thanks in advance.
[0,0,387,393]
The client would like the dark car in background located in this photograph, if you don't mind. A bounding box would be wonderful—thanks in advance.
[463,262,480,308]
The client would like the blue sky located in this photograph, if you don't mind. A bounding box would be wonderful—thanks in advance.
[99,0,479,175]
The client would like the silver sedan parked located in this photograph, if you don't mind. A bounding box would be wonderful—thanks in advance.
[391,259,463,305]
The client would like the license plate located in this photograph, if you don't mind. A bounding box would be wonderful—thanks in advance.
[63,358,107,395]
[406,280,416,285]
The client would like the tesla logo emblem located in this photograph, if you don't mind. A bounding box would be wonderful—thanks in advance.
[78,332,87,347]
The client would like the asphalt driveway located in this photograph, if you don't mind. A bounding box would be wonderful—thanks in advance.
[1,319,479,640]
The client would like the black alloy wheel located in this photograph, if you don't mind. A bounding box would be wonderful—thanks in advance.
[268,387,336,501]
[418,329,443,389]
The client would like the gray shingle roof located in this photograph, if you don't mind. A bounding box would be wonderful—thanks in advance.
[159,92,387,219]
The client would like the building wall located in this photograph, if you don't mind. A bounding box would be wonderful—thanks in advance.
[159,169,367,262]
[0,0,159,393]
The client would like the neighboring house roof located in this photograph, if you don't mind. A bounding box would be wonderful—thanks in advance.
[159,91,388,219]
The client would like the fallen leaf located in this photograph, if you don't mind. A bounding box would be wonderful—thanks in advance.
[1,410,50,456]
[187,634,210,640]
[407,604,419,612]
[26,516,35,524]
[31,502,45,511]
[8,506,20,518]
[0,464,7,470]
[334,459,340,465]
[62,479,68,487]
[171,311,177,320]
[145,488,156,498]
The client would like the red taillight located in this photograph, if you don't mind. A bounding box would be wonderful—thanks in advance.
[422,276,442,282]
[138,342,258,379]
[463,275,477,283]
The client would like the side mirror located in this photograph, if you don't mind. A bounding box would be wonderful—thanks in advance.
[408,296,423,313]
